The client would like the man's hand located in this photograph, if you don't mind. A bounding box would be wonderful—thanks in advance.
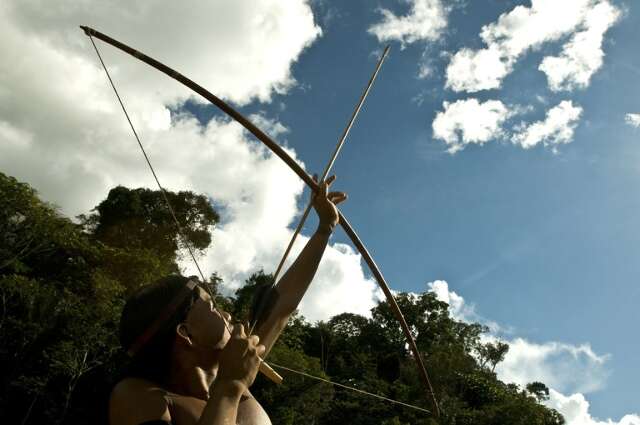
[312,175,347,233]
[215,324,265,395]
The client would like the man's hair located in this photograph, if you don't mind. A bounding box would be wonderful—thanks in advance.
[119,275,198,384]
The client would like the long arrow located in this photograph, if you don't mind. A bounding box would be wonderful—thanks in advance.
[251,45,390,333]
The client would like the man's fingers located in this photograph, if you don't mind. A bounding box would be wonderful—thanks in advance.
[326,175,336,186]
[320,179,328,197]
[328,191,346,198]
[247,342,265,358]
[248,334,260,346]
[232,323,247,338]
[328,192,348,204]
[333,194,348,205]
[246,344,266,363]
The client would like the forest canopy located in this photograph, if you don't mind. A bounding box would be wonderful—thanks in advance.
[0,172,564,424]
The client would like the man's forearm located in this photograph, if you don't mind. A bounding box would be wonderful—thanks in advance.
[273,225,330,312]
[255,225,331,352]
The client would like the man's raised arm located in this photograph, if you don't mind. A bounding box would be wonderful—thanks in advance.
[254,175,347,356]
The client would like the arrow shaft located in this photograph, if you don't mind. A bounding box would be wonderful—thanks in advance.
[267,45,390,308]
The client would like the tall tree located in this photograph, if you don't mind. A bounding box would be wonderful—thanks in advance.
[80,186,219,292]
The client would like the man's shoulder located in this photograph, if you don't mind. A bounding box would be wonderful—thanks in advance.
[110,378,172,425]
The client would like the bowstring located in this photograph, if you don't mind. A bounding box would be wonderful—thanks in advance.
[87,33,431,416]
[86,34,231,334]
[268,362,431,414]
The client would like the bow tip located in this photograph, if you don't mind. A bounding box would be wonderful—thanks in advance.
[79,25,93,36]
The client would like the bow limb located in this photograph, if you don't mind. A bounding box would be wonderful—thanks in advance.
[81,25,439,418]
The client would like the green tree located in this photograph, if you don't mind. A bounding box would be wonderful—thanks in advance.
[0,174,60,272]
[80,185,219,293]
[527,381,551,402]
[85,185,218,256]
[477,340,510,372]
[0,174,219,424]
[0,171,565,425]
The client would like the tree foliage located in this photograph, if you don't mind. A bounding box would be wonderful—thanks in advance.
[79,186,219,293]
[0,172,564,424]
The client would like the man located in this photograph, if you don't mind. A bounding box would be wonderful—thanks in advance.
[109,176,347,425]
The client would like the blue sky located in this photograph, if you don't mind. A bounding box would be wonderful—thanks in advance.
[1,0,638,423]
[225,0,640,420]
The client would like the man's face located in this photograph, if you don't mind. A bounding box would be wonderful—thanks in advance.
[183,287,231,351]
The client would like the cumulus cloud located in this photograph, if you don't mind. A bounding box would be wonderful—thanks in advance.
[445,47,511,93]
[0,0,321,214]
[625,113,640,128]
[445,0,621,92]
[430,99,583,154]
[427,280,639,425]
[296,242,383,321]
[539,1,621,91]
[512,100,583,150]
[368,0,449,47]
[427,280,470,320]
[431,98,515,153]
[427,280,502,333]
[0,0,384,322]
[496,338,609,394]
[33,0,319,106]
[547,390,640,425]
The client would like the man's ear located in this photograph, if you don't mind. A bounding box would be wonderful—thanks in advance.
[176,323,193,346]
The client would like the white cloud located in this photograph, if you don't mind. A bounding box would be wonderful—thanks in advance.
[427,280,502,333]
[496,338,609,394]
[539,1,621,91]
[625,113,640,128]
[512,100,582,150]
[431,99,582,154]
[417,62,434,79]
[547,390,640,425]
[427,280,639,425]
[432,98,514,153]
[0,0,383,323]
[445,46,511,93]
[368,0,449,47]
[9,0,321,107]
[297,242,383,321]
[428,280,470,320]
[445,0,621,92]
[0,0,321,215]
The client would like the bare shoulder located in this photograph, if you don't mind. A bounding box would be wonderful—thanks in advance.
[109,377,172,425]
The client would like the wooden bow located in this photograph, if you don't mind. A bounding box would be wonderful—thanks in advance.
[81,25,439,418]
